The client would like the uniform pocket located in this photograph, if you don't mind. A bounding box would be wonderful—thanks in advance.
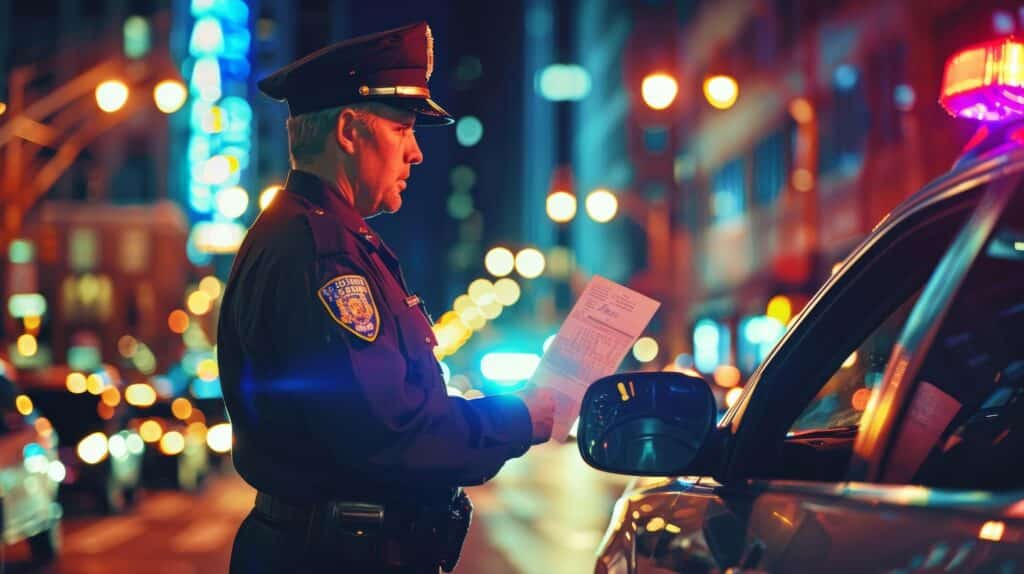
[394,303,437,360]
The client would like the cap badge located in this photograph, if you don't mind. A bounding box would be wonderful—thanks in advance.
[317,275,380,342]
[425,25,434,81]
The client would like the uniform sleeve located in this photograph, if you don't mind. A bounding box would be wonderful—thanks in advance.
[270,242,533,488]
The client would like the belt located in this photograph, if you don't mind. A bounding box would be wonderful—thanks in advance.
[254,491,385,528]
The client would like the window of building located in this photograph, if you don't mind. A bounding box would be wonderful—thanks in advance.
[710,157,747,224]
[753,125,793,207]
[818,65,870,182]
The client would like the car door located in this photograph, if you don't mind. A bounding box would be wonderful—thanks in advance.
[610,164,1013,574]
[733,171,1024,573]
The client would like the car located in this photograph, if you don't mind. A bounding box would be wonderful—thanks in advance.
[128,393,211,491]
[0,358,63,562]
[577,38,1024,573]
[21,365,144,514]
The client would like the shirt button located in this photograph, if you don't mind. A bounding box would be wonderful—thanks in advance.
[424,337,432,343]
[313,208,325,215]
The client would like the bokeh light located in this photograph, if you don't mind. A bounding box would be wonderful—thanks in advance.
[585,189,618,223]
[15,395,33,416]
[95,80,129,113]
[632,337,659,363]
[494,278,521,306]
[484,247,515,277]
[168,309,190,334]
[714,365,742,388]
[199,276,222,299]
[197,358,219,382]
[546,191,577,223]
[187,291,213,315]
[118,335,138,358]
[455,116,484,147]
[789,97,814,124]
[514,248,546,279]
[216,186,249,218]
[766,295,793,325]
[16,334,38,357]
[66,372,87,394]
[641,73,678,110]
[468,279,496,306]
[86,373,105,395]
[172,398,193,420]
[153,79,187,113]
[140,420,164,443]
[159,431,185,455]
[703,75,739,109]
[125,383,157,407]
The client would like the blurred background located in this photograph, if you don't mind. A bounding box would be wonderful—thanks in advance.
[0,0,1014,572]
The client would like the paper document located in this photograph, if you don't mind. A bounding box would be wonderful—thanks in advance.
[532,275,660,440]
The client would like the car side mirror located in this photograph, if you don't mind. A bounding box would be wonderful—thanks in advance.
[577,371,718,476]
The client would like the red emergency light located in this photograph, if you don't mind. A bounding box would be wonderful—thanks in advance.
[940,37,1024,122]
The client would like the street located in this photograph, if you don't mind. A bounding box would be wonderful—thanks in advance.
[3,443,627,574]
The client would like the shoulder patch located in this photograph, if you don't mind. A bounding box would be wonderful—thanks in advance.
[317,275,380,342]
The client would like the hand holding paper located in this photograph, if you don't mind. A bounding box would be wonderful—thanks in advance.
[530,276,660,441]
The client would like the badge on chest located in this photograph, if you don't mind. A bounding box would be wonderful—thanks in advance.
[317,275,380,342]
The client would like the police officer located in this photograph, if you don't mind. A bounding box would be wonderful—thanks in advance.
[218,22,555,573]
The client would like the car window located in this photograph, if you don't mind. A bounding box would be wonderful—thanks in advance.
[789,294,919,432]
[735,187,985,481]
[882,187,1024,489]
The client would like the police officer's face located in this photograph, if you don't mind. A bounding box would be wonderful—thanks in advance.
[348,106,423,217]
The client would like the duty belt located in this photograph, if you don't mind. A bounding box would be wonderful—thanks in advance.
[255,491,384,528]
[253,490,470,572]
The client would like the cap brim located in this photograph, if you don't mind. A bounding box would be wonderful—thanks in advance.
[385,97,454,126]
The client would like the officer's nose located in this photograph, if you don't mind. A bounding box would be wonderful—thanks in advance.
[406,134,423,165]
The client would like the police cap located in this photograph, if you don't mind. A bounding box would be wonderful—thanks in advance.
[257,21,453,126]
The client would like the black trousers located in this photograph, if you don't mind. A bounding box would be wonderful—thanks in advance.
[230,509,440,574]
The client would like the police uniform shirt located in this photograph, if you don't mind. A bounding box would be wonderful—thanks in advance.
[217,170,534,505]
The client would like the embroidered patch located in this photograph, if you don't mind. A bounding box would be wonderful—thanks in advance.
[317,275,380,342]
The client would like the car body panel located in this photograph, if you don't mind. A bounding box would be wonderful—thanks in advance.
[590,125,1024,573]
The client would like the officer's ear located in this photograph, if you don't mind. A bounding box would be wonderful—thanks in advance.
[336,108,360,155]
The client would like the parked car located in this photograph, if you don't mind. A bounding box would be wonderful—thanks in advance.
[128,393,210,491]
[577,39,1024,573]
[21,365,143,514]
[0,358,63,562]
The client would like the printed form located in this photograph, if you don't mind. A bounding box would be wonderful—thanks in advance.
[532,275,660,440]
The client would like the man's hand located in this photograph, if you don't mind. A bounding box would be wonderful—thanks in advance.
[516,385,554,445]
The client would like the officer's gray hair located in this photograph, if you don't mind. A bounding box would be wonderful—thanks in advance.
[286,103,388,165]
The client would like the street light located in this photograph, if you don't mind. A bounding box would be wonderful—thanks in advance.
[484,247,515,277]
[641,72,678,110]
[546,190,577,223]
[515,248,546,279]
[703,74,739,109]
[153,79,187,114]
[95,80,129,112]
[585,188,618,223]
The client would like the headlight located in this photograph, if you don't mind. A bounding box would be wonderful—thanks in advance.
[77,432,109,464]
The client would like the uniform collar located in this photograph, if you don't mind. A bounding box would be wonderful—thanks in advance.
[284,169,383,250]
